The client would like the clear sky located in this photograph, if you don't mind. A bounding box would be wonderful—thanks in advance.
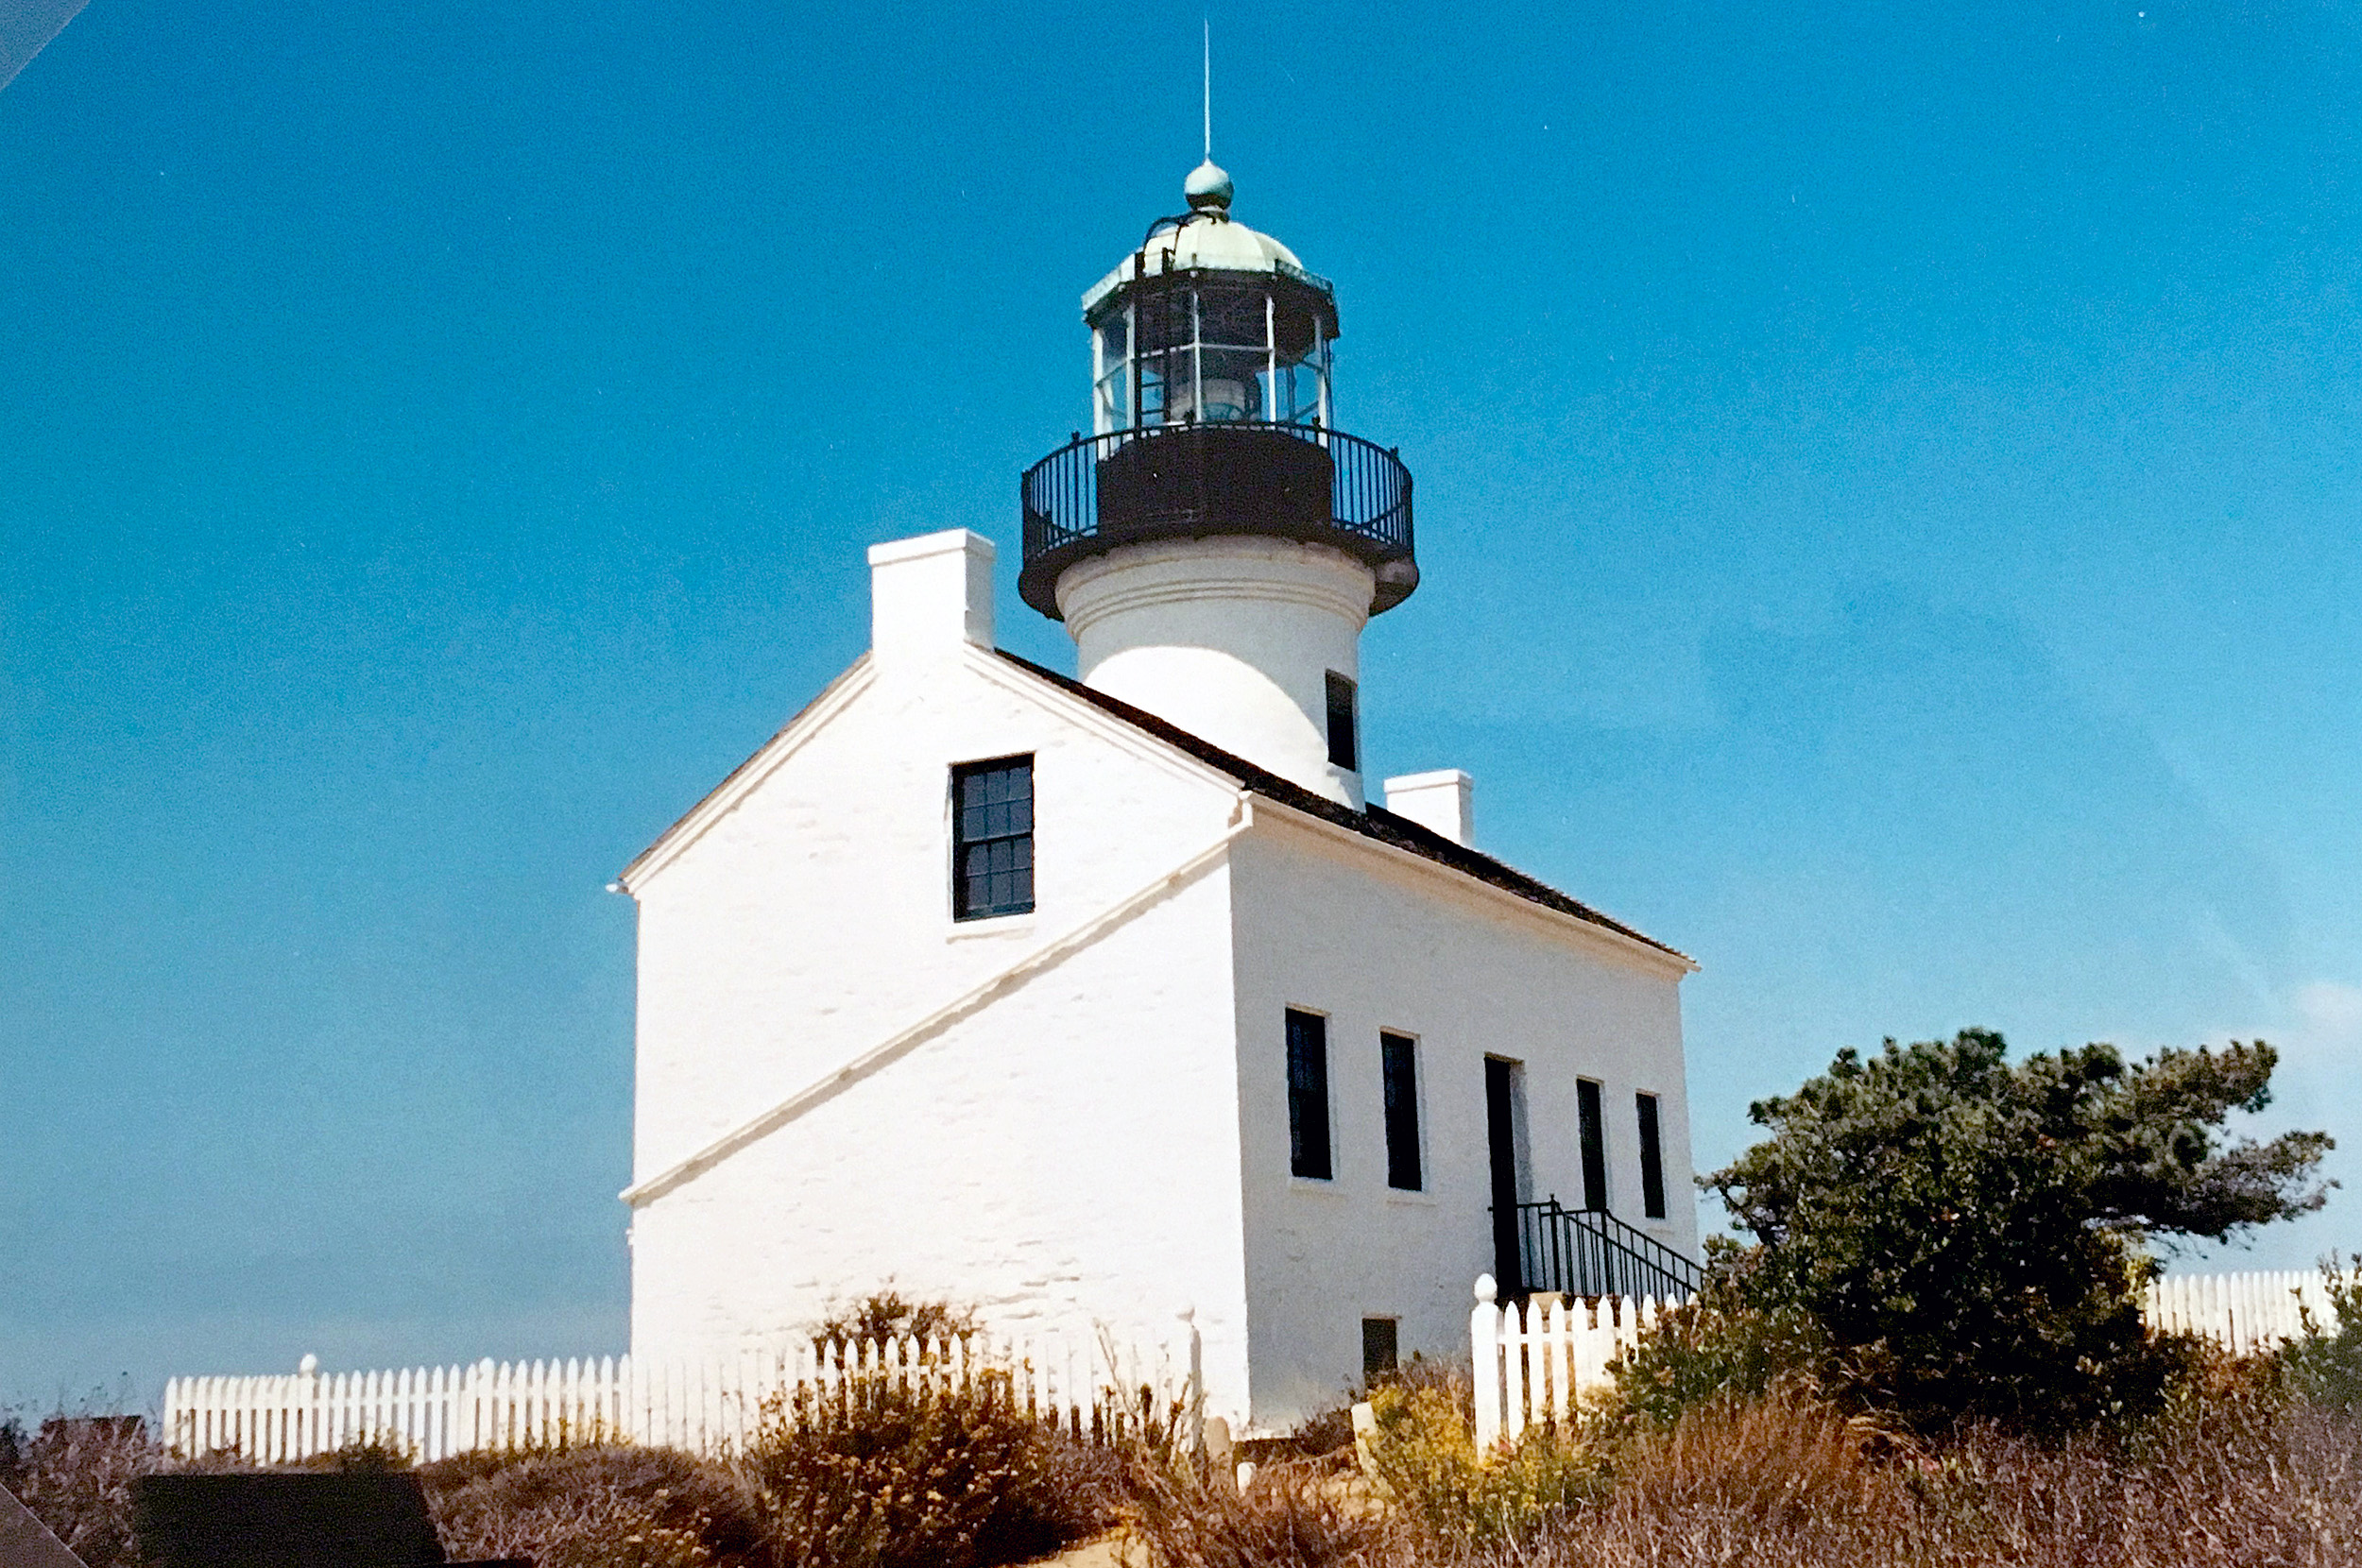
[3,0,2356,1412]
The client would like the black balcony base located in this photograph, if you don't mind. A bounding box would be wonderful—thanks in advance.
[1019,422,1415,621]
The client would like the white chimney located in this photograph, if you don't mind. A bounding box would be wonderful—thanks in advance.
[869,530,995,666]
[1382,769,1475,846]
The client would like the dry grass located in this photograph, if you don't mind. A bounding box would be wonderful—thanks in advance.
[12,1381,2356,1568]
[1121,1459,1391,1568]
[1122,1389,2362,1568]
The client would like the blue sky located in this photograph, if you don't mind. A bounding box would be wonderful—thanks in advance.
[4,0,2357,1410]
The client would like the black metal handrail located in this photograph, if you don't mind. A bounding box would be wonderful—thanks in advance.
[1017,421,1414,619]
[1507,1198,1702,1301]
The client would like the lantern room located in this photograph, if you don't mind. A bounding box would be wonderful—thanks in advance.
[1018,162,1416,625]
[1087,163,1335,435]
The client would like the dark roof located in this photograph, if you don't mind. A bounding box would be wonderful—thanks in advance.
[994,650,1689,963]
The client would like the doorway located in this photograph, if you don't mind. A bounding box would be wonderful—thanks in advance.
[1484,1058,1524,1296]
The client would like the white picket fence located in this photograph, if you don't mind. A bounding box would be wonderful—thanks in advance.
[1468,1273,1682,1448]
[163,1324,1202,1464]
[1470,1269,2347,1449]
[2145,1270,2337,1355]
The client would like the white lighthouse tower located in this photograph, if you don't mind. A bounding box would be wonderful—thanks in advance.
[1018,162,1417,809]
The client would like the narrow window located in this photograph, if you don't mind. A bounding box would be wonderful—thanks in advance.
[1325,671,1359,771]
[950,757,1035,920]
[1636,1092,1668,1219]
[1286,1009,1332,1180]
[1577,1078,1608,1212]
[1361,1317,1399,1384]
[1380,1032,1422,1191]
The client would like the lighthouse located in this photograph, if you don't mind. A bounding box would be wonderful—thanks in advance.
[1018,162,1416,809]
[619,153,1699,1435]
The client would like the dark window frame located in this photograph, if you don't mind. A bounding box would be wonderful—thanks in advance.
[1380,1031,1423,1191]
[1576,1078,1609,1212]
[1286,1009,1333,1180]
[950,756,1036,921]
[1325,671,1359,772]
[1361,1317,1400,1384]
[1636,1091,1668,1220]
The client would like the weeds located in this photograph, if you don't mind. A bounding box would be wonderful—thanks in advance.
[0,1415,163,1568]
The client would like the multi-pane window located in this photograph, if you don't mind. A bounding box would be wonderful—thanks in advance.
[950,757,1035,920]
[1326,671,1359,771]
[1286,1009,1332,1180]
[1636,1092,1668,1220]
[1577,1079,1608,1212]
[1380,1032,1422,1191]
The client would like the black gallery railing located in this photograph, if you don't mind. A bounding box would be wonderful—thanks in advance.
[1505,1198,1703,1302]
[1018,421,1414,617]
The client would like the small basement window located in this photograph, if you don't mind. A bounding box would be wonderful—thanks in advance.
[1286,1009,1333,1180]
[1361,1317,1399,1384]
[1636,1092,1668,1219]
[1325,671,1359,772]
[950,756,1035,920]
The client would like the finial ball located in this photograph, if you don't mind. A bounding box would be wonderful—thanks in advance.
[1185,159,1233,213]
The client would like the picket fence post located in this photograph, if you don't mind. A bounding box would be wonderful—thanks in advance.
[1471,1273,1502,1449]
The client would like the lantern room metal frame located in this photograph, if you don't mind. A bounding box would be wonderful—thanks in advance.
[1020,203,1417,622]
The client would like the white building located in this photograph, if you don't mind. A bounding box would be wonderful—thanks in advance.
[619,163,1698,1433]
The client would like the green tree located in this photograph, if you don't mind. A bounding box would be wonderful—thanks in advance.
[1703,1030,2330,1430]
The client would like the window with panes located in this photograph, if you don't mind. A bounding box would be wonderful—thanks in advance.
[950,757,1035,920]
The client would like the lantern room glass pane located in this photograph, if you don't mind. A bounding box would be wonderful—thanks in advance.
[1137,291,1192,351]
[1279,354,1329,425]
[1196,348,1265,422]
[1095,370,1129,433]
[1198,286,1267,348]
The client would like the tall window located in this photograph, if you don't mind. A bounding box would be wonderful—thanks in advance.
[1636,1092,1668,1219]
[950,757,1034,920]
[1576,1079,1608,1212]
[1326,671,1359,771]
[1380,1032,1422,1191]
[1286,1010,1332,1180]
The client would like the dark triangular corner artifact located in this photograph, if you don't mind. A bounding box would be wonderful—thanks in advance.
[0,1483,89,1568]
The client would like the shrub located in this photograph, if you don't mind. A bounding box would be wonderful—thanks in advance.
[2283,1253,2362,1412]
[811,1293,977,1350]
[2,1415,163,1568]
[1361,1379,1605,1549]
[741,1371,1099,1568]
[1703,1030,2329,1432]
[424,1445,766,1568]
[1283,1352,1469,1462]
[1608,1244,1835,1426]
